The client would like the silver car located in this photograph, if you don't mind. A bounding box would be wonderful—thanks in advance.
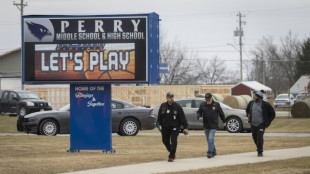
[153,98,251,133]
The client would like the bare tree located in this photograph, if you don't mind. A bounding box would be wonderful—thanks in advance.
[159,33,199,85]
[250,32,301,96]
[196,56,227,84]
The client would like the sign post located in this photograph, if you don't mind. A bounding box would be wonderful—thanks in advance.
[22,13,159,152]
[69,84,113,152]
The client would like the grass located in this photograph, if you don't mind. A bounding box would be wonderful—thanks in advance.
[1,135,310,174]
[0,114,18,133]
[162,157,310,174]
[266,118,310,133]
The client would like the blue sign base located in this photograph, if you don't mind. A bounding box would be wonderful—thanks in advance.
[68,84,114,152]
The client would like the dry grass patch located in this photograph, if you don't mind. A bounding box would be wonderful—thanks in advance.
[1,135,310,174]
[0,115,18,133]
[162,157,310,174]
[266,118,310,133]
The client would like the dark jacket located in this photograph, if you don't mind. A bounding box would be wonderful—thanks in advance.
[246,100,275,128]
[157,102,188,129]
[196,100,225,129]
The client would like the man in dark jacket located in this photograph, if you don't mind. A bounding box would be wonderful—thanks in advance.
[246,91,275,157]
[197,93,226,158]
[158,92,189,162]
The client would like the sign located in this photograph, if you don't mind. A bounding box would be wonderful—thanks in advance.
[159,63,168,73]
[69,84,113,152]
[22,13,159,84]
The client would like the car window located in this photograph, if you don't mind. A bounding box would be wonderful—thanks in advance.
[276,95,289,99]
[194,99,204,108]
[9,92,17,100]
[176,100,192,108]
[18,92,40,99]
[2,91,9,99]
[111,101,124,109]
[193,99,232,109]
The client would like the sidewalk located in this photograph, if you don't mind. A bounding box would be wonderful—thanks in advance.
[62,146,310,174]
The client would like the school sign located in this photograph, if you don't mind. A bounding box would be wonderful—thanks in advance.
[22,13,160,152]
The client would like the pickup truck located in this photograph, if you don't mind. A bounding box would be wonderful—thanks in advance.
[0,90,52,116]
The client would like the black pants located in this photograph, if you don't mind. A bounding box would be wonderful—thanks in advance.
[251,123,265,153]
[161,126,180,158]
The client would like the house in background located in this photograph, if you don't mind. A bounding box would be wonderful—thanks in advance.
[230,81,272,99]
[0,48,22,92]
[290,75,310,97]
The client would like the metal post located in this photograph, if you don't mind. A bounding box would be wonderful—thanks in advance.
[238,12,243,82]
[13,0,27,90]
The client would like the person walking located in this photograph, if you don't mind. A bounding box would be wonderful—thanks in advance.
[246,91,275,157]
[197,93,226,158]
[157,92,189,162]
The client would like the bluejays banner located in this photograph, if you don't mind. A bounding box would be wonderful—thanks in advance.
[22,13,159,84]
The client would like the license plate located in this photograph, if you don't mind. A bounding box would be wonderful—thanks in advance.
[40,109,44,112]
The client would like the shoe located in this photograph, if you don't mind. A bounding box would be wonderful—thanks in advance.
[258,153,263,157]
[168,158,174,162]
[207,153,213,158]
[173,155,176,160]
[213,152,217,157]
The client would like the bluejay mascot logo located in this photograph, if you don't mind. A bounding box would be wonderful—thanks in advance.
[26,22,51,40]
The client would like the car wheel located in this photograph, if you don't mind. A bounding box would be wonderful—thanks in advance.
[18,106,27,117]
[226,117,243,133]
[39,119,58,136]
[120,118,140,136]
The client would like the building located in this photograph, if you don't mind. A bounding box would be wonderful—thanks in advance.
[0,48,22,92]
[230,81,272,98]
[290,75,310,96]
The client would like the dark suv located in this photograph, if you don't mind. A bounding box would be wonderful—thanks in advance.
[0,90,52,117]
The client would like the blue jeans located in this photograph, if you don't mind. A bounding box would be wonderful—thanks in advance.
[204,129,216,154]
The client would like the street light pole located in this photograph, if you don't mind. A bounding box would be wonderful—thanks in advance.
[239,12,243,82]
[233,12,246,82]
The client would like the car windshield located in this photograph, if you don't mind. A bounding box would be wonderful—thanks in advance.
[18,92,40,99]
[276,95,289,99]
[59,104,70,111]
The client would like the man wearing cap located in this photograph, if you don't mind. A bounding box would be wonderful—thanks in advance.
[246,91,275,157]
[197,93,226,158]
[157,92,189,162]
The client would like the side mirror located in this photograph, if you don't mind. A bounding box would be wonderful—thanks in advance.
[13,97,19,101]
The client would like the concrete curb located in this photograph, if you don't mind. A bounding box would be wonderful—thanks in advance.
[61,146,310,174]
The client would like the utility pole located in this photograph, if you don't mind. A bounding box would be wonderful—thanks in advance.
[13,0,27,90]
[234,12,246,82]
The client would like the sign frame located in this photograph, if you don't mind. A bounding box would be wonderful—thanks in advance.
[22,13,159,84]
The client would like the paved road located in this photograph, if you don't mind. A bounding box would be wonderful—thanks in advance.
[1,132,310,137]
[61,146,310,174]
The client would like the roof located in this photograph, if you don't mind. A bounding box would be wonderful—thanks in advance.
[231,81,272,92]
[0,47,21,58]
[290,75,310,94]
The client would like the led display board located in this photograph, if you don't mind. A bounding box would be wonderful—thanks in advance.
[22,13,159,84]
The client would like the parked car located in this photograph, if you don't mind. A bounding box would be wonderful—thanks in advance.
[295,91,310,102]
[273,94,294,108]
[17,99,156,136]
[152,98,251,133]
[0,90,52,116]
